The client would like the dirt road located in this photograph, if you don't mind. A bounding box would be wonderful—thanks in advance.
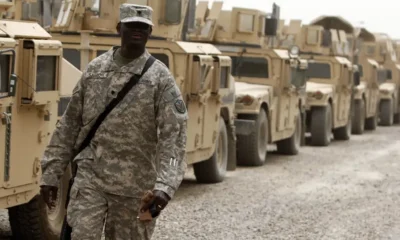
[1,126,400,239]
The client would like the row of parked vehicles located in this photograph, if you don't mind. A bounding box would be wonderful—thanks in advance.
[0,0,399,239]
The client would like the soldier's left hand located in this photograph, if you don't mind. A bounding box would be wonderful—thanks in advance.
[140,190,171,213]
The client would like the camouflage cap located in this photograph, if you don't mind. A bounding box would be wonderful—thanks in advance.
[119,3,154,26]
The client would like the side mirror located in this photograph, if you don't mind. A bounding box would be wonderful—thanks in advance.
[353,71,361,86]
[386,70,392,80]
[264,17,278,36]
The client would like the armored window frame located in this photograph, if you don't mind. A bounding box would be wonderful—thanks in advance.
[36,56,57,91]
[377,69,387,83]
[0,55,10,94]
[164,0,182,24]
[220,66,230,88]
[237,12,255,33]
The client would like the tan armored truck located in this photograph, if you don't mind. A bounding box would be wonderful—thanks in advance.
[188,2,309,166]
[345,27,381,133]
[310,17,381,134]
[0,5,68,238]
[369,33,400,126]
[279,17,361,146]
[310,17,382,134]
[44,0,238,183]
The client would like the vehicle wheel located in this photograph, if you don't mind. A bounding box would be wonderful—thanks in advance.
[194,118,228,183]
[351,99,365,135]
[393,113,400,124]
[310,105,332,146]
[379,99,393,126]
[365,103,378,130]
[237,109,268,166]
[300,110,306,146]
[333,115,351,141]
[9,167,71,240]
[276,108,301,155]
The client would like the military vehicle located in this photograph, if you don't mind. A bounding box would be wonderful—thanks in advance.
[187,1,309,167]
[309,17,381,134]
[0,1,80,238]
[278,17,360,146]
[370,33,400,126]
[346,27,382,132]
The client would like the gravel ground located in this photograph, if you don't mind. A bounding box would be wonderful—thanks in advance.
[1,126,400,239]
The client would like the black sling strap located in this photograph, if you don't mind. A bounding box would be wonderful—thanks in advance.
[60,55,156,240]
[78,55,156,153]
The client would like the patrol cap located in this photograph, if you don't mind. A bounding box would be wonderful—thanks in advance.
[119,3,154,26]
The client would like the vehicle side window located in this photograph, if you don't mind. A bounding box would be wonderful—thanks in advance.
[0,55,10,93]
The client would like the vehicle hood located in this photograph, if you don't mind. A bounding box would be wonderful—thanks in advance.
[306,82,334,94]
[235,82,273,98]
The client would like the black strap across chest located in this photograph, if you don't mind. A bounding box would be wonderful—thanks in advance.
[77,55,156,153]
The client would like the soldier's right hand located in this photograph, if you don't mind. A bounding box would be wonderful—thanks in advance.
[40,185,58,208]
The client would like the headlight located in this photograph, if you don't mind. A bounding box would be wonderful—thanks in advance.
[380,89,390,95]
[289,45,300,58]
[236,95,255,105]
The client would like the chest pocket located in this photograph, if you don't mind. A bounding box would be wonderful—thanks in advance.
[82,76,110,126]
[115,80,157,123]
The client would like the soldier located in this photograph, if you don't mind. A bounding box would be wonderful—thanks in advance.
[39,3,188,239]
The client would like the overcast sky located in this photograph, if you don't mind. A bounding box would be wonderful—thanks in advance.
[196,0,400,39]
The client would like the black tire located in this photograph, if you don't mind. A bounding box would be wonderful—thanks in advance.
[365,103,379,131]
[237,109,268,166]
[310,105,332,146]
[9,168,71,240]
[300,110,306,147]
[9,195,57,240]
[276,108,302,155]
[351,99,365,135]
[194,118,228,183]
[379,99,393,126]
[333,116,351,141]
[393,113,400,124]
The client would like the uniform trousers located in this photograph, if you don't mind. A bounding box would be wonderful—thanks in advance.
[66,182,157,240]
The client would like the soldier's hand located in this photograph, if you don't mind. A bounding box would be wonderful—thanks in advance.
[140,190,171,213]
[40,185,58,208]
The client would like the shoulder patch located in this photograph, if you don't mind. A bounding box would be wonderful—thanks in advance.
[174,99,186,114]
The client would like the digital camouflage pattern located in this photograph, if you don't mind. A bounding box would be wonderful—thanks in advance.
[67,180,157,239]
[40,46,188,199]
[119,3,154,26]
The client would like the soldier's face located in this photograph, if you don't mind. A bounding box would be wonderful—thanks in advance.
[119,22,152,48]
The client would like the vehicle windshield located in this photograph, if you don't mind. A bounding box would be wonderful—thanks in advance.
[231,56,269,79]
[305,62,331,79]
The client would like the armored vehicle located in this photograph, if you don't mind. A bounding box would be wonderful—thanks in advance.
[369,33,400,126]
[279,17,360,146]
[310,17,381,134]
[0,1,71,237]
[188,2,309,166]
[346,27,382,132]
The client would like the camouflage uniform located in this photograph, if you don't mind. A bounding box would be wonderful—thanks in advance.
[40,4,188,240]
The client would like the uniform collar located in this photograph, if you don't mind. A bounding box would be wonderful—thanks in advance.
[109,46,150,74]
